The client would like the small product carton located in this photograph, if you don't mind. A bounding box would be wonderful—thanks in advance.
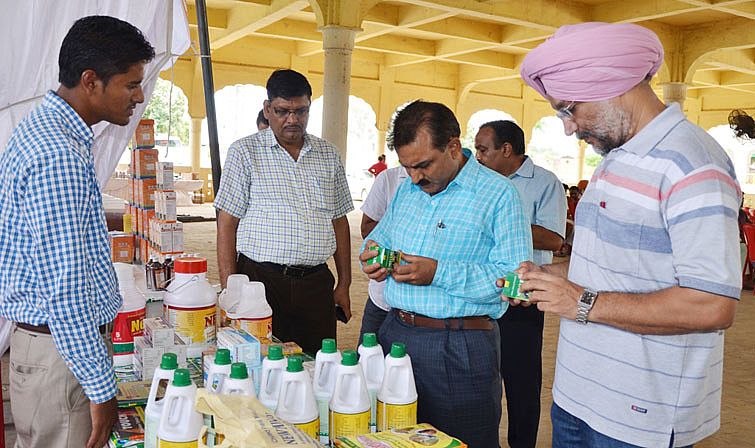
[217,327,261,369]
[109,232,134,264]
[143,317,175,349]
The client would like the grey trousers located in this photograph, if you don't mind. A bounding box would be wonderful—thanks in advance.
[10,326,92,448]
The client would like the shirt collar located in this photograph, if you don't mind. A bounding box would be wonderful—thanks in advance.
[510,156,534,179]
[262,127,314,156]
[43,90,94,149]
[445,147,477,191]
[619,103,686,157]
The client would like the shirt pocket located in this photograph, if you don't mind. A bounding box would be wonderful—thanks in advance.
[431,215,488,260]
[307,176,336,217]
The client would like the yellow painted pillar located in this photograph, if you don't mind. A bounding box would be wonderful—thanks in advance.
[377,128,387,156]
[661,82,688,110]
[320,25,357,163]
[190,117,203,172]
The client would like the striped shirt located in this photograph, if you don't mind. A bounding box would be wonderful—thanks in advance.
[215,128,353,266]
[556,104,741,447]
[367,149,532,319]
[0,91,121,403]
[509,156,567,265]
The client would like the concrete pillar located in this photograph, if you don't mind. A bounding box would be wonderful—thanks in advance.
[190,117,203,172]
[577,140,587,182]
[662,82,688,109]
[320,25,357,163]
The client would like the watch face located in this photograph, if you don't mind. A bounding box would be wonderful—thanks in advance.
[580,290,597,306]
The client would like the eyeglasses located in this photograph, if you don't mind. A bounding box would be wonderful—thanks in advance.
[270,106,310,119]
[556,101,577,120]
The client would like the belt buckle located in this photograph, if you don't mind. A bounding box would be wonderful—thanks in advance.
[401,310,416,326]
[282,265,290,276]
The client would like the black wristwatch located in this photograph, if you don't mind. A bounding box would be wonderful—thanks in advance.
[575,288,598,324]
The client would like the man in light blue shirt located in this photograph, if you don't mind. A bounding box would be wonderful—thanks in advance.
[360,101,532,448]
[476,120,566,448]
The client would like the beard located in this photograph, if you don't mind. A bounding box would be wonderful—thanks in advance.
[577,103,631,156]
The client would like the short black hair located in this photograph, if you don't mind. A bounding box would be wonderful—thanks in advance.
[387,100,460,152]
[58,15,155,88]
[256,109,268,127]
[266,69,312,100]
[479,120,525,155]
[378,154,385,162]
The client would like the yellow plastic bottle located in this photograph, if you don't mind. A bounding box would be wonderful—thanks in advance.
[329,350,371,441]
[377,342,418,431]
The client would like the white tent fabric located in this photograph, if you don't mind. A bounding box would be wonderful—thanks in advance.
[0,0,191,355]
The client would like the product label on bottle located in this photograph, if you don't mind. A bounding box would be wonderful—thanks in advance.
[112,308,146,344]
[295,417,320,440]
[377,400,417,432]
[157,439,198,447]
[232,316,272,341]
[329,409,370,440]
[369,389,377,433]
[165,304,216,344]
[317,398,330,445]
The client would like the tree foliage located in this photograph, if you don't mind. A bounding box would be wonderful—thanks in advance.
[143,79,190,146]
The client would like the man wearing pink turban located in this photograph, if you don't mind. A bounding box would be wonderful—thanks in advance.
[509,22,741,448]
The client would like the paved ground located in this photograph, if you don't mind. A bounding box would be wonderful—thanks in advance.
[4,203,754,446]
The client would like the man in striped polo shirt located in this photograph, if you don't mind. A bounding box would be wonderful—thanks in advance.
[513,23,740,447]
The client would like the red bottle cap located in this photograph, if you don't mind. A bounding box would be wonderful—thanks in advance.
[174,256,207,274]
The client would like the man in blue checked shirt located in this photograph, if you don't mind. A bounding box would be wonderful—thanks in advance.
[360,101,532,448]
[0,17,154,448]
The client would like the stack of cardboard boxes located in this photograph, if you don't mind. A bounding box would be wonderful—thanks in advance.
[123,119,183,264]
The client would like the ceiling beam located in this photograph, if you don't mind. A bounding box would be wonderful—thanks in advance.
[676,0,755,20]
[186,5,229,30]
[210,0,309,51]
[405,0,589,31]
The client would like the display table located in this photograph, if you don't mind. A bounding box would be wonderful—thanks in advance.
[104,178,205,206]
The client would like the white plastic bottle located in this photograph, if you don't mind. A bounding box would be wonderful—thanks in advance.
[228,281,272,342]
[157,369,203,447]
[313,338,341,445]
[163,256,217,345]
[112,263,146,369]
[207,348,232,393]
[221,362,255,396]
[377,342,418,431]
[219,273,248,327]
[357,333,384,433]
[329,350,371,441]
[258,345,287,411]
[145,353,178,448]
[276,356,320,440]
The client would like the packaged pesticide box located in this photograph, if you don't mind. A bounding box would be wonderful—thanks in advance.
[333,423,466,448]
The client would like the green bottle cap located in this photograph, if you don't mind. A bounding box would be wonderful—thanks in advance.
[362,333,378,348]
[321,338,337,354]
[160,353,178,370]
[390,342,406,358]
[172,368,191,387]
[230,363,248,380]
[215,348,231,365]
[341,350,358,366]
[267,345,284,361]
[287,356,303,373]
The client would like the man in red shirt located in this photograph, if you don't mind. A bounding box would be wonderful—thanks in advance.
[368,154,388,176]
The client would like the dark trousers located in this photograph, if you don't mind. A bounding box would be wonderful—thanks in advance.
[498,304,544,448]
[237,255,335,355]
[358,297,388,346]
[379,310,502,448]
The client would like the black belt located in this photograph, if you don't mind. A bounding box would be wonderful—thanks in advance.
[17,322,109,335]
[250,259,327,278]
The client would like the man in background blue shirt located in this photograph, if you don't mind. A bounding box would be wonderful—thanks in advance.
[361,101,532,448]
[476,120,566,448]
[0,16,154,448]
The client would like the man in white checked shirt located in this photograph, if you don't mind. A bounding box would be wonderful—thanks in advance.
[0,16,154,448]
[215,70,354,355]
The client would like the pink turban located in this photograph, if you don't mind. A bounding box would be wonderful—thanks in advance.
[520,22,664,102]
